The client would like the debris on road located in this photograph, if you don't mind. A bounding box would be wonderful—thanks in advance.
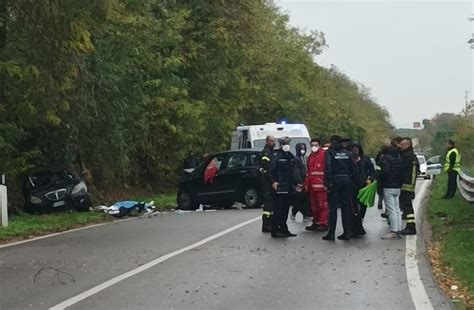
[96,200,155,217]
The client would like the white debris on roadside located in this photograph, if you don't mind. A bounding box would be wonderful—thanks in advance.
[95,201,155,216]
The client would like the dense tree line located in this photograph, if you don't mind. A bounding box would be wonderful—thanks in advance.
[420,111,474,164]
[0,0,392,207]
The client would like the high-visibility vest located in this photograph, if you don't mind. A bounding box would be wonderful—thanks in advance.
[444,148,461,172]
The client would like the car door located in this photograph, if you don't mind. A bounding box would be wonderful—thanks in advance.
[195,153,230,203]
[426,155,442,175]
[214,152,251,201]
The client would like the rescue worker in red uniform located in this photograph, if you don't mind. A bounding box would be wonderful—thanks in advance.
[305,138,329,232]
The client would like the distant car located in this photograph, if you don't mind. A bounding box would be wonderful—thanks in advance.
[177,150,263,210]
[23,167,92,214]
[416,155,431,179]
[426,155,442,176]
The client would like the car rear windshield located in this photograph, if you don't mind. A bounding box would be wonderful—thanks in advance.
[417,156,426,164]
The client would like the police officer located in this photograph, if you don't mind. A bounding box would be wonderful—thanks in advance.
[270,137,299,238]
[322,135,358,241]
[259,135,276,233]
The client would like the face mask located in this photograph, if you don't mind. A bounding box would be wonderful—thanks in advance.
[282,145,291,152]
[300,150,306,155]
[311,146,319,153]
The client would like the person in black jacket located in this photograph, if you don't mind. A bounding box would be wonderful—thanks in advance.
[183,150,199,175]
[259,135,276,233]
[291,143,312,221]
[322,135,359,241]
[269,137,300,238]
[350,142,375,237]
[378,146,403,240]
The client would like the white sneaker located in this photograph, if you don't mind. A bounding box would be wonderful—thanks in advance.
[290,213,295,221]
[303,216,313,222]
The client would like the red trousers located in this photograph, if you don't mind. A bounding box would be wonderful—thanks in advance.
[309,191,328,225]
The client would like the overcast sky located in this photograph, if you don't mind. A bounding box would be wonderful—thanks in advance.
[277,0,473,128]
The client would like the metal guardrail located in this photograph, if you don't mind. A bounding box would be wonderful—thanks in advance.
[458,170,474,203]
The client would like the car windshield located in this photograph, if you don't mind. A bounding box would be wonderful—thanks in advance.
[28,169,75,188]
[417,156,426,164]
[253,138,310,154]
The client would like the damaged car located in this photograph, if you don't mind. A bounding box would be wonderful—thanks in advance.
[23,167,92,214]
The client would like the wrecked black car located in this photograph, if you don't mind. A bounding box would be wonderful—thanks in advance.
[23,167,92,214]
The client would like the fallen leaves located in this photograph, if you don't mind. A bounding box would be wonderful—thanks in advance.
[426,241,474,306]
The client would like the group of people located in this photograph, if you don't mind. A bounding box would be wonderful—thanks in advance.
[258,134,426,241]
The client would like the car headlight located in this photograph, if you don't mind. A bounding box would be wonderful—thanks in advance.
[72,182,87,196]
[30,196,42,204]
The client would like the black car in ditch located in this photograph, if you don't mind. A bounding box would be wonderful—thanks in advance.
[23,167,92,214]
[177,150,263,210]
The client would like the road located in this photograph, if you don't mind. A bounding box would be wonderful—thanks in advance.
[0,180,451,310]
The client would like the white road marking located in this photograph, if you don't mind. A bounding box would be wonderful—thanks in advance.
[50,216,261,310]
[405,180,434,310]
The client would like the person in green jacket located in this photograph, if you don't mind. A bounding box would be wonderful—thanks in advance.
[443,139,461,199]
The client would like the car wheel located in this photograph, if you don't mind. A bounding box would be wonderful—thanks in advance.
[74,196,92,212]
[425,175,431,180]
[243,187,262,208]
[177,190,197,210]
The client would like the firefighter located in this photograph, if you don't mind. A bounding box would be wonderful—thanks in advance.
[269,137,299,238]
[305,138,329,232]
[322,135,358,241]
[399,137,419,235]
[259,135,276,233]
[443,139,461,199]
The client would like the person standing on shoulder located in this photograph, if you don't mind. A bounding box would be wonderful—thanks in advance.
[443,139,461,199]
[399,138,419,235]
[378,146,403,240]
[322,135,359,241]
[291,143,312,222]
[350,142,375,237]
[305,138,329,232]
[259,135,276,233]
[269,137,299,238]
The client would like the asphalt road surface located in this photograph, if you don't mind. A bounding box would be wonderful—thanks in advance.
[0,180,451,310]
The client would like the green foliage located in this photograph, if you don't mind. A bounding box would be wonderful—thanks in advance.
[427,173,474,293]
[1,0,392,208]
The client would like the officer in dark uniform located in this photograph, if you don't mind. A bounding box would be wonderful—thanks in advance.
[322,135,359,241]
[259,135,276,233]
[269,137,299,238]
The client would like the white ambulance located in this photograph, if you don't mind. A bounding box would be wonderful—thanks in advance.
[230,122,311,154]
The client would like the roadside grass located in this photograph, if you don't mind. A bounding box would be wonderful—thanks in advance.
[0,211,111,243]
[0,192,177,243]
[426,172,474,306]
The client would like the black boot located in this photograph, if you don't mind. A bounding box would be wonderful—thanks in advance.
[400,223,416,235]
[262,215,272,233]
